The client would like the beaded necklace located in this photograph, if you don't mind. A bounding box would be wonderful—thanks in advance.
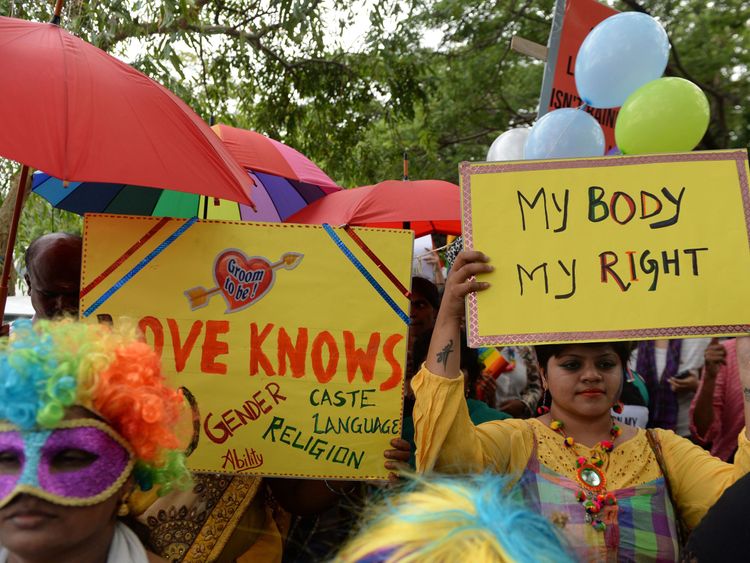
[549,418,622,531]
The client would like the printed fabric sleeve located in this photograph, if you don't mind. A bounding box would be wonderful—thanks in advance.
[412,364,532,474]
[518,346,542,415]
[656,427,750,529]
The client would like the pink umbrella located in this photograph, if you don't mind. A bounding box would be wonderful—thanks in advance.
[32,125,341,222]
[202,125,341,221]
[0,15,254,317]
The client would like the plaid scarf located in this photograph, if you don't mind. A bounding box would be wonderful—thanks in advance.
[444,235,463,273]
[636,340,682,431]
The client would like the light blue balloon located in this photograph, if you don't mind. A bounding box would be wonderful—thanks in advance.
[575,12,670,109]
[524,108,605,160]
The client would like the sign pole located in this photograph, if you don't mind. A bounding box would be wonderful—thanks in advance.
[537,0,567,119]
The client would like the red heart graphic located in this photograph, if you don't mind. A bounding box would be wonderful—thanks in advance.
[213,250,275,312]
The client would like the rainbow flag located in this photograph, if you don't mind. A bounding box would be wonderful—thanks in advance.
[478,347,515,379]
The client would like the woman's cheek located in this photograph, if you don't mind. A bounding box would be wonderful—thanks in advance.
[606,371,622,396]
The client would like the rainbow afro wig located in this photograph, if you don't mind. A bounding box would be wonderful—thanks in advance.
[334,473,575,563]
[0,319,192,494]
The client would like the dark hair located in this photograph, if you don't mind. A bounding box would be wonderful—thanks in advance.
[533,341,634,372]
[412,329,482,398]
[24,233,82,275]
[411,277,440,311]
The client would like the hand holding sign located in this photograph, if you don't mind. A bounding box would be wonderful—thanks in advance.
[442,250,493,321]
[383,438,411,482]
[424,250,493,381]
[185,251,303,311]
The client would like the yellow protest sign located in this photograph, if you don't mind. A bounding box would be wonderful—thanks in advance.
[461,150,750,346]
[80,215,412,479]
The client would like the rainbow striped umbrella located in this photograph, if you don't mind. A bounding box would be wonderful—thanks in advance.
[32,124,340,221]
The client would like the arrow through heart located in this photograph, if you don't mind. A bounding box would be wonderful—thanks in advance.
[185,250,303,312]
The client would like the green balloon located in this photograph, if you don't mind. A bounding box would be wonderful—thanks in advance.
[615,77,710,154]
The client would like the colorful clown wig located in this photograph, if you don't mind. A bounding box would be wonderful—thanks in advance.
[333,473,574,563]
[0,319,191,494]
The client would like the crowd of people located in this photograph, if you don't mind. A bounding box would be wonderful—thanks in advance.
[0,232,748,562]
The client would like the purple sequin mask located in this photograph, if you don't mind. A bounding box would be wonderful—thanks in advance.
[0,418,134,508]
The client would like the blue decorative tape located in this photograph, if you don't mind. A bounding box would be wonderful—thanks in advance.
[83,217,199,318]
[322,223,409,325]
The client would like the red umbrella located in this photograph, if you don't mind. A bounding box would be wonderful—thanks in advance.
[0,15,254,316]
[187,124,341,221]
[285,179,461,237]
[213,124,340,191]
[31,124,341,220]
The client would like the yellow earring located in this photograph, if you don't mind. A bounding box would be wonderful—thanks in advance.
[117,490,132,517]
[117,500,130,517]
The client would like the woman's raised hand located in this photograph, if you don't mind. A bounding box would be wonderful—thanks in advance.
[424,251,493,379]
[440,250,494,320]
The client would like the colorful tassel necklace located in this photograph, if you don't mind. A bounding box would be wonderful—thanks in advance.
[549,418,622,531]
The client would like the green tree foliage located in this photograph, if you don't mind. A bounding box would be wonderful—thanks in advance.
[3,0,430,183]
[0,0,429,268]
[0,0,746,268]
[0,162,80,293]
[348,0,554,183]
[353,0,749,183]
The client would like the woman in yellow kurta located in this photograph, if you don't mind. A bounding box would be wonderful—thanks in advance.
[413,250,750,562]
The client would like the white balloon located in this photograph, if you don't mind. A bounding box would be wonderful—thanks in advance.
[486,128,530,161]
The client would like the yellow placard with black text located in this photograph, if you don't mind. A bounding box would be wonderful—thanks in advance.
[461,150,750,346]
[80,215,412,479]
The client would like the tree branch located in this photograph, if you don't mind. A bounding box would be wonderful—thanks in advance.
[619,0,739,104]
[438,127,498,149]
[98,0,345,77]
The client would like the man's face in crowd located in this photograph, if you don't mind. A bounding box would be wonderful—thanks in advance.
[25,236,82,320]
[409,290,437,339]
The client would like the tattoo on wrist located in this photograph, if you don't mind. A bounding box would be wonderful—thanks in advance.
[743,387,750,403]
[436,339,455,370]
